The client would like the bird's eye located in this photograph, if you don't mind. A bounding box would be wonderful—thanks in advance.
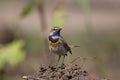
[53,29,56,30]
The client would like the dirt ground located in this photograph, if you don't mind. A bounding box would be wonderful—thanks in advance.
[22,64,106,80]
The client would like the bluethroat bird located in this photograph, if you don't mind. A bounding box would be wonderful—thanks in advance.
[48,27,80,64]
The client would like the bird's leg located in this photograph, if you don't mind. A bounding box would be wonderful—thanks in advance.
[62,55,65,65]
[57,55,61,65]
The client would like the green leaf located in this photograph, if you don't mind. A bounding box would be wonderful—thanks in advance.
[53,7,64,27]
[20,1,34,18]
[0,40,26,70]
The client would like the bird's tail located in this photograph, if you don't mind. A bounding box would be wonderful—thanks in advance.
[69,45,80,48]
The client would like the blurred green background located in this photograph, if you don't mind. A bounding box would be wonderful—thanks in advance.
[0,0,120,80]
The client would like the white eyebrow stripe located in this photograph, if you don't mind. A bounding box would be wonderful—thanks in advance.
[54,27,59,30]
[50,32,53,35]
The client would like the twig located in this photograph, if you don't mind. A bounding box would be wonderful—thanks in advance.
[22,76,40,80]
[70,56,81,64]
[22,76,29,80]
[70,56,97,68]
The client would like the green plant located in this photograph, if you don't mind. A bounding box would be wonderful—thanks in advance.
[0,40,25,70]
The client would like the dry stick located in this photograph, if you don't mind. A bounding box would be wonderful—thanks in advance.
[22,76,29,80]
[70,56,96,68]
[70,56,81,64]
[70,56,97,64]
[22,75,40,80]
[70,56,87,63]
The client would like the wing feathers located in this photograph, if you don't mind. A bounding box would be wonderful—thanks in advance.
[60,36,72,54]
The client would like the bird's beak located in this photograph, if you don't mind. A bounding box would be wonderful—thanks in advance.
[57,28,62,33]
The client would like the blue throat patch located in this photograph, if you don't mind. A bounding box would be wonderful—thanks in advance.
[49,31,60,43]
[49,36,59,43]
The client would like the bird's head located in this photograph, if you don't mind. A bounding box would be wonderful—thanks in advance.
[49,27,62,43]
[49,27,62,36]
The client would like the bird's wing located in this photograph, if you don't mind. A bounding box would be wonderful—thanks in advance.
[59,36,72,54]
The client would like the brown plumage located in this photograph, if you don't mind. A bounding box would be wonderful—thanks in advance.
[48,27,80,64]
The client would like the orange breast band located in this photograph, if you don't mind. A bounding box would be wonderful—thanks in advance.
[48,41,59,47]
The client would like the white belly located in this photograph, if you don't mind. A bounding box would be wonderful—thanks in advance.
[49,45,67,56]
